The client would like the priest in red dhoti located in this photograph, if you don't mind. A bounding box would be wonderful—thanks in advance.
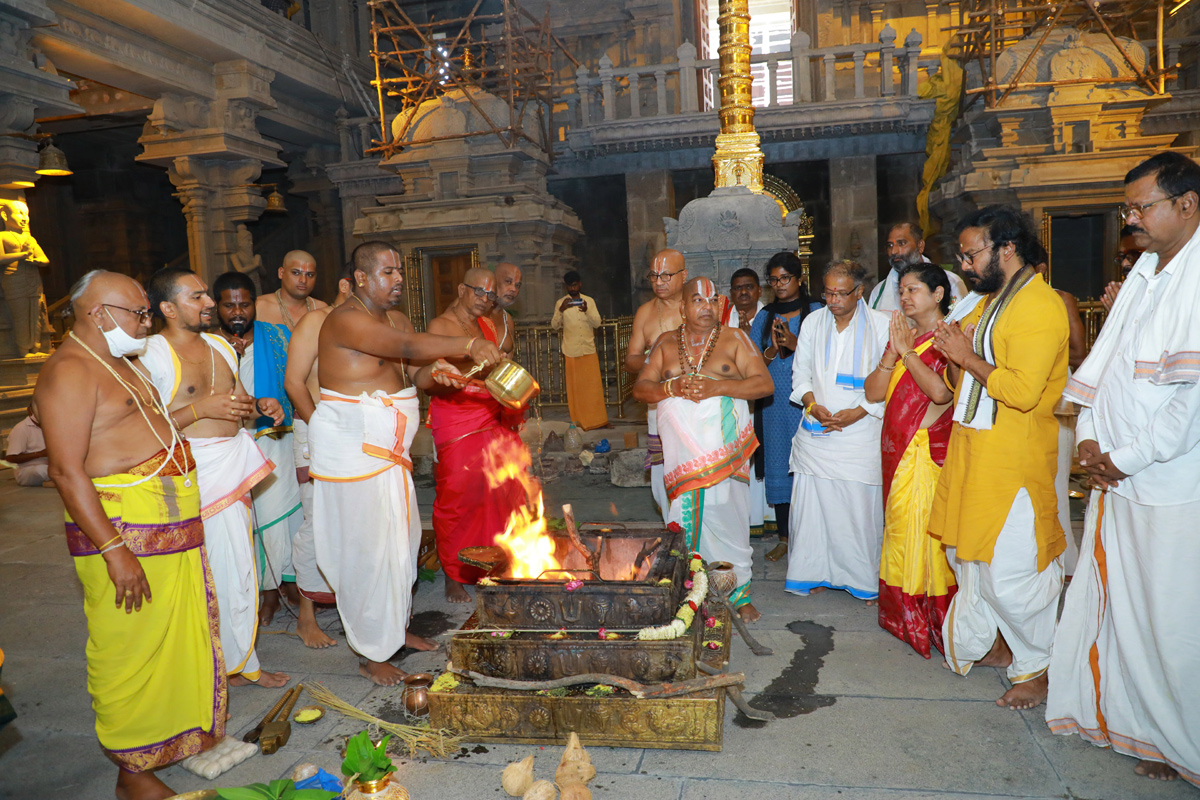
[427,268,531,603]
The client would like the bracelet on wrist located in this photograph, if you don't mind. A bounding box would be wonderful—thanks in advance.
[877,360,896,372]
[805,401,816,414]
[901,349,918,366]
[100,540,126,555]
[97,533,122,550]
[464,337,477,357]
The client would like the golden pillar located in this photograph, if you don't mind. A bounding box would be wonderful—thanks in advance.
[712,0,764,193]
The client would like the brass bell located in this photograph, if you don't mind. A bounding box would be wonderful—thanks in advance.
[36,142,72,177]
[265,189,287,213]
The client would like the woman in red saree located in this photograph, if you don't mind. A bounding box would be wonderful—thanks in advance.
[864,263,958,657]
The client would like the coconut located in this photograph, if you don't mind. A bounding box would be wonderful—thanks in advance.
[502,755,535,797]
[523,779,558,800]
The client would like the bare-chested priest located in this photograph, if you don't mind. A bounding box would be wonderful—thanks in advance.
[37,270,224,800]
[626,249,688,521]
[633,277,773,622]
[426,268,532,604]
[311,242,502,685]
[283,261,354,648]
[139,266,289,689]
[255,249,328,328]
[488,261,522,356]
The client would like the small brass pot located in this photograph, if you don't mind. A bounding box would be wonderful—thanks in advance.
[707,561,738,598]
[484,359,540,410]
[402,673,433,716]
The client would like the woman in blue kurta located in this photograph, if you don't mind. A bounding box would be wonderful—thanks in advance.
[750,252,816,562]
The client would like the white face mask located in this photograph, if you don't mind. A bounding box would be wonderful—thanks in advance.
[98,308,147,357]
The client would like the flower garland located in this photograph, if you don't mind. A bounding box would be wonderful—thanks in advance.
[637,553,707,640]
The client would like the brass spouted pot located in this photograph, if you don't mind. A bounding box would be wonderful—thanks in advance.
[436,358,540,410]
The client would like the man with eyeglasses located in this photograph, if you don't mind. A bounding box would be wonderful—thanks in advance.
[633,277,774,622]
[488,262,522,356]
[36,270,224,800]
[626,249,689,521]
[1047,151,1200,785]
[427,267,530,604]
[1099,227,1146,312]
[926,205,1068,713]
[785,259,890,606]
[867,222,967,314]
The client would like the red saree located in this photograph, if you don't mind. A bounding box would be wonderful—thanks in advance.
[878,333,957,657]
[430,318,528,584]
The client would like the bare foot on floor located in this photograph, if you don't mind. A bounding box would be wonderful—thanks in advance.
[864,598,878,607]
[737,603,762,623]
[360,660,406,686]
[764,542,788,562]
[116,768,175,800]
[1135,760,1179,781]
[809,586,827,595]
[996,673,1047,710]
[229,670,290,688]
[297,597,337,649]
[445,580,472,604]
[975,632,1014,669]
[405,632,439,651]
[259,589,281,626]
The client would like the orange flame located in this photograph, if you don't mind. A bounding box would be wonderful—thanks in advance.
[483,438,563,580]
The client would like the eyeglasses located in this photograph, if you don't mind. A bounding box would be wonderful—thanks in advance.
[821,286,861,301]
[1114,250,1143,265]
[647,269,684,283]
[765,275,794,287]
[1119,194,1182,222]
[955,244,993,266]
[101,304,152,324]
[462,283,498,303]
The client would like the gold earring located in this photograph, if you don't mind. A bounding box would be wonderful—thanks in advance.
[358,282,363,287]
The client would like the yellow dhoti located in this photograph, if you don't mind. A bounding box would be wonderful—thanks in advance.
[65,444,226,771]
[565,353,609,431]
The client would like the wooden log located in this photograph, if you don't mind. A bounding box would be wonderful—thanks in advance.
[452,668,745,700]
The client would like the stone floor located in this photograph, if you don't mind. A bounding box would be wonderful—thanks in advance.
[1,463,1195,800]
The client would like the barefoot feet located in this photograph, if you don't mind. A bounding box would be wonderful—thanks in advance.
[1135,760,1179,781]
[975,632,1014,669]
[115,767,175,800]
[229,670,290,688]
[405,632,439,651]
[996,673,1048,710]
[259,589,281,626]
[764,541,788,562]
[297,596,337,649]
[360,659,406,686]
[737,603,762,623]
[445,579,472,604]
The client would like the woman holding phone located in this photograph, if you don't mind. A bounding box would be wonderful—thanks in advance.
[749,252,814,562]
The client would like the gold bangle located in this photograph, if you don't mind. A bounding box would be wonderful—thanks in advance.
[190,404,199,423]
[464,337,477,357]
[877,360,896,373]
[901,350,918,365]
[97,534,122,551]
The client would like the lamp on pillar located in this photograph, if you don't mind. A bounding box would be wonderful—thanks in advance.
[262,184,287,213]
[36,139,72,177]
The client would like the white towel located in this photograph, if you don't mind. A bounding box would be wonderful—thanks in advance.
[1065,223,1200,407]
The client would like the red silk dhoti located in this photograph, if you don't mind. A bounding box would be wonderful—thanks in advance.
[430,385,528,584]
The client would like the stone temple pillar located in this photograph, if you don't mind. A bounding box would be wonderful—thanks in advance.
[830,155,878,281]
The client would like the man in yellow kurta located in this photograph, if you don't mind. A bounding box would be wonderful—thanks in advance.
[928,205,1068,711]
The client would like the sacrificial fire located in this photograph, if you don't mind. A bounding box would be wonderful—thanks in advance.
[483,438,566,580]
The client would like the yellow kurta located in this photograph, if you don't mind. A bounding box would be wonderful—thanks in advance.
[928,274,1068,571]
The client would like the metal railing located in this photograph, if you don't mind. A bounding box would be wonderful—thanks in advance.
[512,317,635,418]
[1078,301,1108,351]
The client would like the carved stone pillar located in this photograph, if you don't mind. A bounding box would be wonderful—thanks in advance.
[138,59,283,284]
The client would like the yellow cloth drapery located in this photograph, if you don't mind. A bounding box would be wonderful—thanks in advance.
[66,444,227,772]
[565,352,610,431]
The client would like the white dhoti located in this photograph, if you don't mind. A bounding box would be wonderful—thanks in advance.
[310,388,421,663]
[658,395,758,608]
[1046,492,1200,785]
[1055,419,1079,576]
[190,430,273,678]
[747,462,770,536]
[943,488,1063,683]
[785,475,884,600]
[291,417,333,602]
[251,432,302,590]
[646,407,669,523]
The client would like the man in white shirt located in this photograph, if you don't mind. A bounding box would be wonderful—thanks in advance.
[869,222,967,314]
[786,260,890,602]
[1047,151,1200,787]
[551,271,609,430]
[5,405,49,486]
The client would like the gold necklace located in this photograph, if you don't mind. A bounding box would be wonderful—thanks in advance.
[68,332,190,485]
[352,296,409,387]
[452,303,478,336]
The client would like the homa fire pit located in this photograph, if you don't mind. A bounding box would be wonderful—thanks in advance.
[429,518,736,751]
